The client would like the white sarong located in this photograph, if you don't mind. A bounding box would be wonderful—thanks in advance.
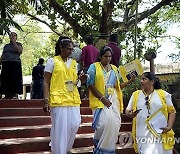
[93,92,121,154]
[50,106,81,154]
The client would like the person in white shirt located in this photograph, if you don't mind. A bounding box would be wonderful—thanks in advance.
[126,72,176,154]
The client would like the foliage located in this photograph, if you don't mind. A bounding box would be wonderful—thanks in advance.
[0,0,24,34]
[168,51,180,62]
[120,27,146,65]
[0,0,179,73]
[0,19,57,75]
[160,74,180,152]
[121,77,141,101]
[1,0,179,37]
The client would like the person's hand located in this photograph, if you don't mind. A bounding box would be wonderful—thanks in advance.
[127,73,136,84]
[126,109,141,118]
[79,72,88,84]
[43,99,50,114]
[101,97,112,108]
[160,126,171,133]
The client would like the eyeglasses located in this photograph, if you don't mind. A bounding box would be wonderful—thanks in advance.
[145,96,151,115]
[65,47,74,52]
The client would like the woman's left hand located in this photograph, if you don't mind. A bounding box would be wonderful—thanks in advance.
[128,73,136,84]
[79,73,88,84]
[160,126,171,133]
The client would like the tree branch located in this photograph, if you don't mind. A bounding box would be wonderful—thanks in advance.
[27,13,61,36]
[123,0,136,23]
[114,0,174,32]
[99,0,115,35]
[48,0,88,37]
[127,0,174,28]
[76,0,100,21]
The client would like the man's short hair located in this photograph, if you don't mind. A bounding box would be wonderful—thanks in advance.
[85,35,94,45]
[39,58,44,64]
[109,33,118,43]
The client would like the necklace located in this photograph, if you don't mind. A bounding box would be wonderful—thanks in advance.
[100,62,111,72]
[142,90,154,117]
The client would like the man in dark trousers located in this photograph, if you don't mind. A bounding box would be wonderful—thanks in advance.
[31,58,45,99]
[107,33,121,67]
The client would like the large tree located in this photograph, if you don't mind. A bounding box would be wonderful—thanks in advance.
[1,0,179,38]
[1,0,179,63]
[25,0,178,38]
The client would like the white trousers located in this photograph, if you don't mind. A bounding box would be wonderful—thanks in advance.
[50,106,81,154]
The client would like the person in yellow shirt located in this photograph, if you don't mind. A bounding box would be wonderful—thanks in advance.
[87,45,135,153]
[43,36,87,154]
[126,72,176,154]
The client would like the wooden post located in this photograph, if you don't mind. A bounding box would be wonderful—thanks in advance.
[23,85,26,100]
[144,51,156,74]
[150,59,155,74]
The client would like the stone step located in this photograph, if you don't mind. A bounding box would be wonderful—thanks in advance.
[0,125,51,139]
[69,145,136,154]
[0,99,44,108]
[0,115,93,127]
[0,136,50,154]
[0,108,47,117]
[0,107,132,122]
[0,115,132,128]
[0,123,93,139]
[0,107,92,117]
[0,132,134,154]
[0,99,89,108]
[0,122,132,139]
[18,146,179,154]
[0,116,51,127]
[19,146,136,154]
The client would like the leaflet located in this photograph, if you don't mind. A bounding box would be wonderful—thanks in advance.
[147,111,167,137]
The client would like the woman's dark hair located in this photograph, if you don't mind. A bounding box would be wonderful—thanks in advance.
[143,72,161,89]
[97,45,112,61]
[55,36,73,56]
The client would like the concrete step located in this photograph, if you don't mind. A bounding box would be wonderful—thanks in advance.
[0,99,135,154]
[18,146,136,154]
[0,116,51,127]
[0,123,94,139]
[0,108,47,117]
[0,115,94,127]
[0,99,44,108]
[80,99,89,107]
[0,107,132,123]
[0,132,134,154]
[0,99,89,108]
[0,134,93,153]
[0,121,132,139]
[0,125,51,139]
[0,107,92,117]
[0,136,50,154]
[69,145,136,154]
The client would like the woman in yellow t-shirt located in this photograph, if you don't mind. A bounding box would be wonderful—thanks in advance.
[43,36,87,154]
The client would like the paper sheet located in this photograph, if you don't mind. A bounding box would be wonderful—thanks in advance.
[119,59,144,82]
[148,111,167,135]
